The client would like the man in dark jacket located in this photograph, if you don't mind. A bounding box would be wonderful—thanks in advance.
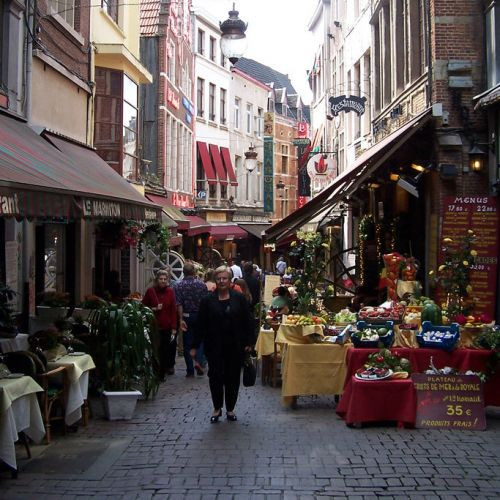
[191,266,255,422]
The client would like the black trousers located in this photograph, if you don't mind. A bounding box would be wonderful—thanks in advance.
[208,351,242,412]
[158,328,177,376]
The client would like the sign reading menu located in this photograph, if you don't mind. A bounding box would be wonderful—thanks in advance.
[440,196,499,318]
[412,374,486,430]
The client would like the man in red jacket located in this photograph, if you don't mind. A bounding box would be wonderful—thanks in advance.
[143,268,178,379]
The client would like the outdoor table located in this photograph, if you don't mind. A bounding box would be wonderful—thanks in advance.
[336,377,416,427]
[255,328,276,358]
[345,347,500,407]
[48,354,95,426]
[0,375,45,471]
[281,342,350,406]
[0,334,30,354]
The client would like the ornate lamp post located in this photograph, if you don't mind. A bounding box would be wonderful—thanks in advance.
[243,143,258,172]
[219,4,248,65]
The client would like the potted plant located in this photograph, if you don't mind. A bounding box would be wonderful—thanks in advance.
[0,284,18,339]
[73,294,107,321]
[37,291,70,321]
[88,301,159,420]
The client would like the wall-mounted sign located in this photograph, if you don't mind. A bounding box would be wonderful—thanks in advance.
[328,95,367,116]
[264,112,275,137]
[263,137,274,213]
[292,138,311,146]
[171,192,192,208]
[182,96,194,115]
[197,190,206,199]
[297,121,309,138]
[167,87,180,110]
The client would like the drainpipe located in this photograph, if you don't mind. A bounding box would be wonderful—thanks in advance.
[426,0,432,107]
[25,0,34,123]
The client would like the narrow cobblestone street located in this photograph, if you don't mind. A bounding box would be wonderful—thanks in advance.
[2,368,500,499]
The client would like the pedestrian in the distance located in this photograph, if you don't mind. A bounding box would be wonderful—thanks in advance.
[174,263,208,377]
[204,268,216,292]
[143,268,178,379]
[191,266,255,423]
[276,255,287,276]
[228,257,243,280]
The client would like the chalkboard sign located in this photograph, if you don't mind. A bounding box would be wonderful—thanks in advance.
[412,373,486,430]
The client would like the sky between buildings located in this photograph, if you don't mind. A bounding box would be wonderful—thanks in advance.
[193,0,317,104]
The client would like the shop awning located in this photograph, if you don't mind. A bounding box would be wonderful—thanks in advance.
[209,144,228,185]
[473,83,500,109]
[209,224,248,239]
[197,141,217,185]
[220,147,238,186]
[0,112,161,220]
[265,109,432,242]
[146,194,188,229]
[186,215,212,236]
[238,223,271,239]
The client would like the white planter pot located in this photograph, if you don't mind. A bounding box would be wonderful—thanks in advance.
[101,390,142,420]
[36,306,69,321]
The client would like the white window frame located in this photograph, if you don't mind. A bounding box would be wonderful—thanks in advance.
[234,97,241,130]
[246,103,252,134]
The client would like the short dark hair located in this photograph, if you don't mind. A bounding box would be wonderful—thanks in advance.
[183,263,196,276]
[243,262,253,275]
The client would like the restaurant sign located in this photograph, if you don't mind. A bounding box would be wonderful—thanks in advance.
[413,373,486,430]
[83,199,121,218]
[328,95,367,116]
[0,193,20,216]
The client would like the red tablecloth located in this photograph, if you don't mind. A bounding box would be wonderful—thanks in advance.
[344,347,500,406]
[336,378,416,426]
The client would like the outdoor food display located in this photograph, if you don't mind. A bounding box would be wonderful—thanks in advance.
[284,314,327,326]
[358,304,405,323]
[416,321,460,350]
[351,321,394,348]
[334,308,357,325]
[355,367,393,380]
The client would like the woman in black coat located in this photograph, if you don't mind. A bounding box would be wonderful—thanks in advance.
[191,265,255,423]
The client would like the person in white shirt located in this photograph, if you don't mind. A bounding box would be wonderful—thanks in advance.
[228,258,243,280]
[275,256,287,276]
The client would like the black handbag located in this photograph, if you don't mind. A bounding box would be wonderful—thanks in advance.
[242,352,257,387]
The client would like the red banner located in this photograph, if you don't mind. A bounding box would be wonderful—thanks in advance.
[440,196,499,318]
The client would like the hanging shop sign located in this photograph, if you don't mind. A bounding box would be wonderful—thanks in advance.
[440,196,499,319]
[297,122,309,138]
[263,137,274,213]
[306,153,337,196]
[412,373,486,431]
[297,143,312,199]
[328,95,367,117]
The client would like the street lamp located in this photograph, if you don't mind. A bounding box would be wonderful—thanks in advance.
[468,144,487,172]
[219,4,248,65]
[244,143,258,172]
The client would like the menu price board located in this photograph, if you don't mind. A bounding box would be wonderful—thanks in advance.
[440,196,499,318]
[412,373,486,430]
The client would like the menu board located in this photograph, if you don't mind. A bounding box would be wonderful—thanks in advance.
[263,274,282,306]
[413,374,486,430]
[440,196,499,318]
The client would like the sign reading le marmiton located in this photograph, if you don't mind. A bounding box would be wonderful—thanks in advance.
[328,95,367,116]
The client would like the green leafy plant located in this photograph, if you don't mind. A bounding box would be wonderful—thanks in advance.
[366,348,412,373]
[0,284,18,335]
[88,301,159,398]
[136,222,170,262]
[288,231,332,315]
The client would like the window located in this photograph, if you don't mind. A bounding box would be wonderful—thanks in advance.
[209,36,216,62]
[220,88,227,124]
[246,103,252,134]
[209,83,216,121]
[51,0,75,27]
[167,42,175,81]
[166,115,172,188]
[486,1,500,87]
[197,29,205,55]
[122,74,138,180]
[281,144,288,174]
[102,0,118,24]
[234,97,241,129]
[418,0,428,75]
[197,78,204,117]
[220,51,226,67]
[256,107,263,136]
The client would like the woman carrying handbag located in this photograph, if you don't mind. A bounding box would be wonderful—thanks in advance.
[143,268,178,379]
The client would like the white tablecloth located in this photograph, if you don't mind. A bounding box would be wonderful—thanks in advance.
[0,377,45,469]
[0,334,30,353]
[48,354,95,425]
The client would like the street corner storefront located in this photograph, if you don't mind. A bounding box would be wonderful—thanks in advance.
[265,109,435,297]
[0,112,161,330]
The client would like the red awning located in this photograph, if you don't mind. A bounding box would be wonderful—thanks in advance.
[209,144,228,185]
[197,142,217,185]
[145,194,189,230]
[210,225,247,239]
[220,147,238,186]
[186,215,211,236]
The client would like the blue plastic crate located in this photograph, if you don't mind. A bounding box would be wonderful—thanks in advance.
[416,321,460,351]
[352,321,394,348]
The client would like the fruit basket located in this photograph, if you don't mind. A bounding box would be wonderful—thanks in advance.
[351,321,394,348]
[416,321,460,351]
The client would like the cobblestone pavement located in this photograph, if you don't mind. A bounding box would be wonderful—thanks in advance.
[2,367,500,499]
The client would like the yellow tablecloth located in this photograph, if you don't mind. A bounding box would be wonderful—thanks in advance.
[276,324,324,345]
[281,342,350,405]
[48,353,96,384]
[0,376,43,414]
[255,329,276,359]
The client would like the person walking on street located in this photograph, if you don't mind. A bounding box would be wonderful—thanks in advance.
[242,262,261,309]
[143,268,178,379]
[276,255,287,276]
[191,266,255,423]
[228,258,243,280]
[174,263,208,377]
